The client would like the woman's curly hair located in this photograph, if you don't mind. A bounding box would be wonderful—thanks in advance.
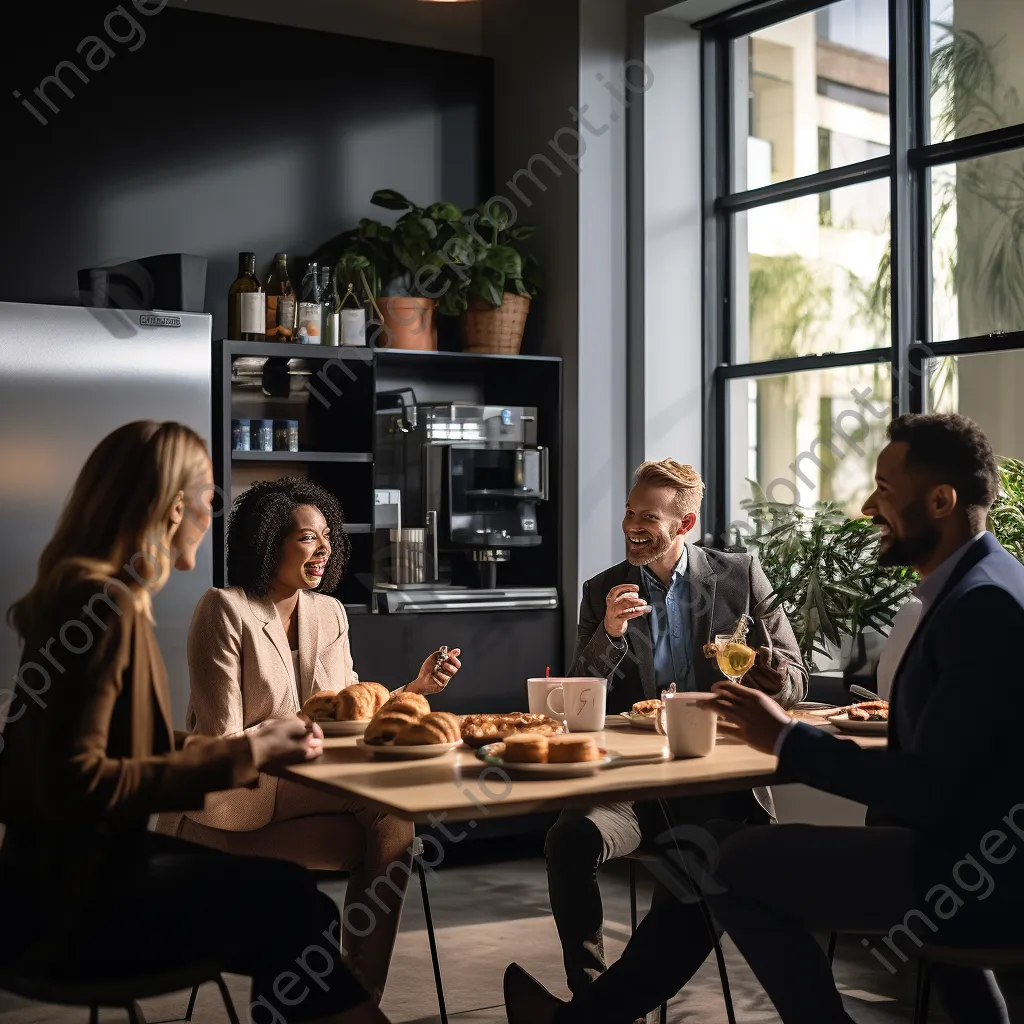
[227,477,350,596]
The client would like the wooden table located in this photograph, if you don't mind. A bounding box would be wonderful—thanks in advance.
[278,721,884,824]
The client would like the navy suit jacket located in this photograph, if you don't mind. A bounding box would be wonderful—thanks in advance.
[780,533,1024,943]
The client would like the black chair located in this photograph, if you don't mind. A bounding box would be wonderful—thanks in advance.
[181,837,449,1023]
[627,854,737,1024]
[913,945,1024,1024]
[0,962,238,1024]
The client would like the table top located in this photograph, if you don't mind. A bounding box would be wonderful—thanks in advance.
[276,719,884,824]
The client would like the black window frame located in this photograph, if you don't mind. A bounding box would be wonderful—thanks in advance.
[697,0,1024,546]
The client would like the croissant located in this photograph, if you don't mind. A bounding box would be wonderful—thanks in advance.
[301,691,340,722]
[379,692,430,717]
[394,719,451,746]
[364,710,421,745]
[421,711,460,743]
[334,684,377,722]
[361,682,392,713]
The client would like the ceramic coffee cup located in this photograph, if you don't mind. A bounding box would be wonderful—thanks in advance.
[655,691,717,758]
[546,677,607,732]
[527,677,564,716]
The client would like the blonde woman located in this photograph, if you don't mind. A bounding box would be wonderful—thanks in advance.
[0,421,383,1024]
[162,477,461,1001]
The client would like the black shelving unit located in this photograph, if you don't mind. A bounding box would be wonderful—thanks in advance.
[212,339,565,690]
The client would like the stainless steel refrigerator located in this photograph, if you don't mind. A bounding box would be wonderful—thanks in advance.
[0,301,212,726]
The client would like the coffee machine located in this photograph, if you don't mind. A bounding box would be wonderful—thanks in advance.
[374,399,556,613]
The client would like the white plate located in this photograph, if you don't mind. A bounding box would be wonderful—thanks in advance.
[356,738,462,760]
[616,712,659,731]
[318,720,369,736]
[830,717,888,735]
[476,743,612,777]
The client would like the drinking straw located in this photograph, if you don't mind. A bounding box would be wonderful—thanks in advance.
[546,666,551,678]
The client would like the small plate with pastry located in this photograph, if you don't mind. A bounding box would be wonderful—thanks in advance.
[616,698,663,730]
[358,703,464,759]
[821,701,889,735]
[300,682,392,735]
[475,734,611,777]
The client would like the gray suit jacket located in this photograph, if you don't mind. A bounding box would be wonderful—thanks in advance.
[568,544,808,819]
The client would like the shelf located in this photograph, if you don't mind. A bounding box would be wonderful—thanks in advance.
[222,339,374,363]
[374,348,562,364]
[345,523,373,535]
[231,451,373,463]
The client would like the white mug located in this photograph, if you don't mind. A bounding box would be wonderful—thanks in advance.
[655,692,717,758]
[546,677,607,732]
[527,677,564,716]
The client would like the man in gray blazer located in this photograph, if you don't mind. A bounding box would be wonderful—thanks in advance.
[544,458,807,1000]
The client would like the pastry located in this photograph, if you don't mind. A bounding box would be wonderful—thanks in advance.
[502,733,549,763]
[631,699,663,718]
[334,684,378,721]
[364,710,420,745]
[422,711,461,743]
[460,713,564,749]
[301,691,340,722]
[361,681,392,713]
[380,692,431,717]
[547,736,601,763]
[394,718,451,746]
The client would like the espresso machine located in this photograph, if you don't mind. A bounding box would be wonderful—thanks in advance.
[373,399,557,613]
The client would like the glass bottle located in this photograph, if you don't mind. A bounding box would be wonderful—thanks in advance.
[264,253,296,342]
[296,262,322,344]
[228,252,264,341]
[321,265,340,346]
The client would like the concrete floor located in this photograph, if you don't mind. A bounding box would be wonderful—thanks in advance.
[2,842,996,1024]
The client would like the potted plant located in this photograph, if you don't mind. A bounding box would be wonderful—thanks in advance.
[989,456,1024,562]
[333,252,379,347]
[740,494,916,672]
[447,201,545,355]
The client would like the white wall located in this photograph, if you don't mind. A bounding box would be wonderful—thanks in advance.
[168,0,484,54]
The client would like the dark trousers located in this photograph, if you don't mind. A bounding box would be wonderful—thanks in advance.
[544,792,764,997]
[557,823,1009,1024]
[1,831,369,1022]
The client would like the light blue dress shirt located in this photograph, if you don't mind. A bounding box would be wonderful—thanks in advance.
[641,549,696,693]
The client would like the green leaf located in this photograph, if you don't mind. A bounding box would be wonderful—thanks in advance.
[427,202,463,223]
[509,225,538,241]
[484,245,523,277]
[372,189,415,212]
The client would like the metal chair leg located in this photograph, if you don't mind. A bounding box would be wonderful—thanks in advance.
[125,1002,147,1024]
[416,857,448,1024]
[699,898,737,1024]
[184,984,200,1022]
[89,1008,99,1024]
[659,1001,668,1024]
[827,931,838,966]
[629,860,638,933]
[214,974,241,1024]
[914,961,932,1024]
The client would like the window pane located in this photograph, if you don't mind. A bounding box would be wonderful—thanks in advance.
[734,179,891,362]
[931,150,1024,342]
[733,0,890,192]
[925,350,1024,460]
[930,0,1024,144]
[727,366,892,532]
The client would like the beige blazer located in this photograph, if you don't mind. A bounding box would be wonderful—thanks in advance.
[180,586,359,832]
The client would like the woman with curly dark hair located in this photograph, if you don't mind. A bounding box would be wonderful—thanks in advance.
[158,477,461,1004]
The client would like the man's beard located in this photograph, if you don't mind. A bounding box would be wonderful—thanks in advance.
[625,534,672,566]
[876,506,942,568]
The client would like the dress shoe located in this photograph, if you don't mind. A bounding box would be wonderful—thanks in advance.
[504,962,564,1024]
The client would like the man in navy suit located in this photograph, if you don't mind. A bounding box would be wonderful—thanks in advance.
[504,414,1023,1024]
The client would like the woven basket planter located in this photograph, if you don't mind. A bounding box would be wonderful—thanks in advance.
[460,294,531,355]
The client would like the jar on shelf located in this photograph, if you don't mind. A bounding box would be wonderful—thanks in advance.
[253,419,274,452]
[231,419,251,451]
[274,419,299,452]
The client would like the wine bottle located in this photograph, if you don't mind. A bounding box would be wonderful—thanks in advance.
[321,265,340,346]
[296,262,322,344]
[228,252,264,341]
[264,253,296,342]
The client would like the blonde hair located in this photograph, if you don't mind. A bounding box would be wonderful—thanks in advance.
[8,421,209,640]
[633,459,705,518]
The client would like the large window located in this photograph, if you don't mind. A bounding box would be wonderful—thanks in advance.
[703,0,1024,543]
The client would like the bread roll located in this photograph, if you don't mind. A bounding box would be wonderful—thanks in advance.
[364,710,420,745]
[301,691,340,722]
[502,734,549,763]
[421,711,460,743]
[547,736,601,763]
[394,719,450,746]
[335,684,377,722]
[380,692,430,717]
[362,682,392,713]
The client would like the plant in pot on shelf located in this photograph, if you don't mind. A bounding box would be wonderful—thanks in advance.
[446,201,545,355]
[740,491,916,675]
[332,252,380,348]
